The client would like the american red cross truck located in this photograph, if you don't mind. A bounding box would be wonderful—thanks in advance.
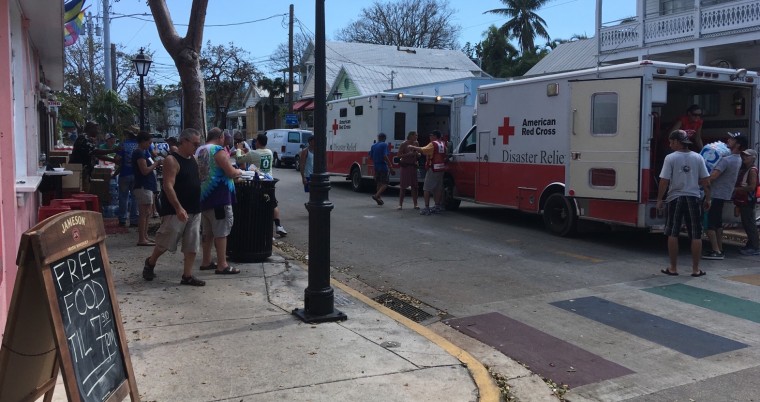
[326,92,462,192]
[445,61,759,236]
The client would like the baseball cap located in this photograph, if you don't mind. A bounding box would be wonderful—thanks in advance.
[104,133,115,140]
[742,149,757,158]
[669,130,692,144]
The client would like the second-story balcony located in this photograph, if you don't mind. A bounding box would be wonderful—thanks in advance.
[600,0,760,52]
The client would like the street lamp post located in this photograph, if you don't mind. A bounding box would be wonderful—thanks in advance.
[218,105,228,129]
[292,0,346,323]
[132,48,152,131]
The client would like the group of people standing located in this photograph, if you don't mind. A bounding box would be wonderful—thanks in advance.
[368,130,448,215]
[657,128,759,278]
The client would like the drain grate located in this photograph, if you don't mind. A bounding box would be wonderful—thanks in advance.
[373,293,434,323]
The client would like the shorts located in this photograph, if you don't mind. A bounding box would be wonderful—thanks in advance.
[374,170,389,185]
[706,198,726,230]
[154,213,201,253]
[201,205,234,239]
[423,170,444,192]
[664,196,703,239]
[133,188,154,205]
[399,165,417,189]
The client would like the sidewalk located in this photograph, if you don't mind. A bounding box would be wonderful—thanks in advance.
[49,226,496,401]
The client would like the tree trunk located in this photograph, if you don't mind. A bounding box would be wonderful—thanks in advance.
[148,0,208,136]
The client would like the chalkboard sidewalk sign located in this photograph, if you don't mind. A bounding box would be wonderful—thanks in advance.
[0,211,139,401]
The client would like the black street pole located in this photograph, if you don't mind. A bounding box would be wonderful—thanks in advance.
[139,75,145,131]
[293,0,346,323]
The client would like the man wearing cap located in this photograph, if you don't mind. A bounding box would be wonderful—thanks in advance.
[657,130,711,277]
[703,133,745,260]
[735,148,760,255]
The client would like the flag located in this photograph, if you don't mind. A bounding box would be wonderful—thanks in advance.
[64,11,85,47]
[64,0,86,24]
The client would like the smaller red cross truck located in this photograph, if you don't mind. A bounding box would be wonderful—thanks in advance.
[326,92,461,192]
[445,61,759,236]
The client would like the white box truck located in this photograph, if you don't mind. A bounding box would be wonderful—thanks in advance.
[326,92,462,191]
[445,61,759,235]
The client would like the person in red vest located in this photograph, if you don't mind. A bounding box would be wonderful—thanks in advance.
[414,130,447,215]
[668,104,704,151]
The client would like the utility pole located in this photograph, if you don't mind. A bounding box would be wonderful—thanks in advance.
[288,4,294,113]
[87,12,95,116]
[110,44,117,91]
[103,0,112,91]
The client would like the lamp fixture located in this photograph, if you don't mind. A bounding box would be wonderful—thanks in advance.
[131,48,152,77]
[396,93,404,100]
[730,68,748,81]
[679,63,697,76]
[434,95,442,102]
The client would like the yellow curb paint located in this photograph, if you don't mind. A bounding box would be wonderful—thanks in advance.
[275,246,500,402]
[331,279,501,402]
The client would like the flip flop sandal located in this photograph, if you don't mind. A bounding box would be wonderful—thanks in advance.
[215,266,240,275]
[199,262,217,271]
[180,275,206,286]
[691,270,707,277]
[660,268,679,276]
[137,242,156,246]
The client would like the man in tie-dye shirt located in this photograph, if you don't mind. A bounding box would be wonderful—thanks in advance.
[195,127,244,275]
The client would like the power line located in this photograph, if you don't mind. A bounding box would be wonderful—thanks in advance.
[108,12,287,27]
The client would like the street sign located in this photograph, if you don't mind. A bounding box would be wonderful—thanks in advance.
[285,114,299,125]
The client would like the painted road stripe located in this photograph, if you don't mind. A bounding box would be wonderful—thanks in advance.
[551,296,748,358]
[643,284,760,324]
[445,312,634,387]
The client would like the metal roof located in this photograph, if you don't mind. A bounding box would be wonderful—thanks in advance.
[525,38,599,77]
[302,41,484,98]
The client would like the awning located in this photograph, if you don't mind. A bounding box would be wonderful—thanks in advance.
[293,99,313,111]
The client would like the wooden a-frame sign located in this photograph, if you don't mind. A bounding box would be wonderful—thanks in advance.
[0,211,139,401]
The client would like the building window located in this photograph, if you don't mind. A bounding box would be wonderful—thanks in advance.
[339,108,347,118]
[355,106,363,115]
[591,93,618,135]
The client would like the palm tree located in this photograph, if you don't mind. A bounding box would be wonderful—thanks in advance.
[485,0,550,55]
[257,77,287,129]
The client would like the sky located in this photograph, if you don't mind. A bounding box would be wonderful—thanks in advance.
[98,0,635,85]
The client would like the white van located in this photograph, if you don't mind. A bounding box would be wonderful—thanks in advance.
[263,129,313,168]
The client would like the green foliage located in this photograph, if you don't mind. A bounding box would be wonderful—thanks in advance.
[485,0,550,55]
[89,90,136,136]
[258,77,287,127]
[201,41,260,127]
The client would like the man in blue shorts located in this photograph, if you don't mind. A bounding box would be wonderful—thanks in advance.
[656,130,711,277]
[369,133,395,205]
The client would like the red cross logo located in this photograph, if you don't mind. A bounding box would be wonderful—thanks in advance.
[498,117,516,145]
[332,119,339,135]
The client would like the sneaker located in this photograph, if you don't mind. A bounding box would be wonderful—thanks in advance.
[276,225,288,236]
[431,205,443,214]
[419,207,431,216]
[739,248,760,256]
[142,258,157,281]
[702,251,725,260]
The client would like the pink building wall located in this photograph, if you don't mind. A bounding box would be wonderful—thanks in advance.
[0,0,53,333]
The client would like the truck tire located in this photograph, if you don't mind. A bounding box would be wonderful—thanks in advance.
[543,193,578,237]
[350,167,366,192]
[294,155,301,172]
[274,153,282,168]
[443,177,460,210]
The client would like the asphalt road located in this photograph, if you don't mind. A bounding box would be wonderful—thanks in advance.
[269,166,760,402]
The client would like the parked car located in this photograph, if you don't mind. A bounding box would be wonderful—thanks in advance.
[263,129,312,169]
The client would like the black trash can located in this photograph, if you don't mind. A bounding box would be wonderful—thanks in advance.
[228,178,278,262]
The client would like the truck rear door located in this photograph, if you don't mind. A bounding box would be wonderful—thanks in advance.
[568,77,642,201]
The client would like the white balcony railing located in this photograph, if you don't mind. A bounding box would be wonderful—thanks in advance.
[600,0,760,52]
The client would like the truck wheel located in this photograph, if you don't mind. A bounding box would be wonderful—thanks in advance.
[274,154,282,168]
[294,155,301,172]
[443,177,460,210]
[350,167,366,193]
[543,194,578,237]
